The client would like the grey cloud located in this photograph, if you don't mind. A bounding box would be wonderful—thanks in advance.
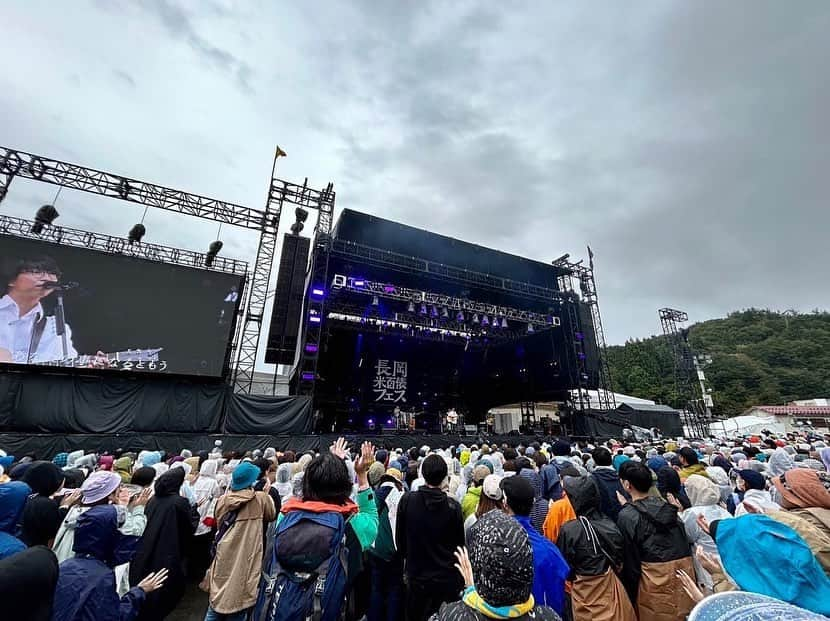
[136,0,255,93]
[2,0,829,348]
[112,69,136,89]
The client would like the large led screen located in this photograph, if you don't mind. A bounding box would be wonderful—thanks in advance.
[0,234,244,377]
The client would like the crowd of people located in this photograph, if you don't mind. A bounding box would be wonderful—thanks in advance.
[0,430,829,620]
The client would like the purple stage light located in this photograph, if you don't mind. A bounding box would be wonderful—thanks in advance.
[368,418,374,425]
[305,344,319,353]
[311,287,325,297]
[353,279,366,287]
[577,352,587,360]
[386,418,393,425]
[384,285,396,293]
[301,372,315,381]
[575,331,584,340]
[422,401,428,406]
[309,315,321,324]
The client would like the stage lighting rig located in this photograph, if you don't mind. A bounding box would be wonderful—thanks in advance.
[551,253,570,266]
[30,204,59,234]
[127,223,146,244]
[290,207,309,235]
[205,240,223,267]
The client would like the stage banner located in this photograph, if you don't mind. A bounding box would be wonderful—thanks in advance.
[371,359,408,404]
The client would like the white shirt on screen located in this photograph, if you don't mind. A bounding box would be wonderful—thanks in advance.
[0,294,78,363]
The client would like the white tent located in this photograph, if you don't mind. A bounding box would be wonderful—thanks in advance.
[708,415,785,437]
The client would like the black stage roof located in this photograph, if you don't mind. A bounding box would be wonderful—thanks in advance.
[333,209,566,291]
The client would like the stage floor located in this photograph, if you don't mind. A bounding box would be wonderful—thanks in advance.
[0,431,558,457]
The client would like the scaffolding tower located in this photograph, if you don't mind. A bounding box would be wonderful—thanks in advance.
[658,308,712,437]
[555,248,616,411]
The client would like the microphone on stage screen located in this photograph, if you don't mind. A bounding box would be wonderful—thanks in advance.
[39,281,79,291]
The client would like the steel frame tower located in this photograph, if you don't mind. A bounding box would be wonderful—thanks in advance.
[555,249,616,411]
[658,307,710,437]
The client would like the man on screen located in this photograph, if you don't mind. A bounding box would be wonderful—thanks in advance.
[0,256,79,364]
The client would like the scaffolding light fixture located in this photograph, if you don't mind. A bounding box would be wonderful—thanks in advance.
[205,240,223,267]
[127,223,146,244]
[31,204,59,234]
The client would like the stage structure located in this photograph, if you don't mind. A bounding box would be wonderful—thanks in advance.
[553,251,616,411]
[658,308,714,437]
[0,145,335,393]
[288,209,615,433]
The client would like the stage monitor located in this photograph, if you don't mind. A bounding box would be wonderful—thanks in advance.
[0,234,244,377]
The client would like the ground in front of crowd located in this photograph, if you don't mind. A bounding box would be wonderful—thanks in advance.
[168,582,209,621]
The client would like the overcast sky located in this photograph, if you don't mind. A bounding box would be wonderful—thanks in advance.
[2,1,829,360]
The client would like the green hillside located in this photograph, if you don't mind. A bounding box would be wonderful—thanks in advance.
[605,309,830,416]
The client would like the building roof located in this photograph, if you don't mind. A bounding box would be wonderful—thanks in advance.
[617,403,679,413]
[746,405,830,418]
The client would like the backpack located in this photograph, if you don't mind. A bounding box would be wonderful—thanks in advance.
[253,510,350,621]
[209,506,241,560]
[369,494,396,563]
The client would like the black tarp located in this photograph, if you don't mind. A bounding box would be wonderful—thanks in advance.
[224,394,312,435]
[0,372,311,436]
[570,406,683,439]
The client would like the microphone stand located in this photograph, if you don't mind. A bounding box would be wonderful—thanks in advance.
[54,291,68,361]
[27,312,42,363]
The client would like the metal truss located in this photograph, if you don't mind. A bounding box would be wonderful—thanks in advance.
[0,170,11,204]
[659,307,710,438]
[0,146,266,229]
[295,234,331,396]
[322,300,533,344]
[329,275,562,327]
[330,238,567,303]
[233,167,336,394]
[0,215,248,275]
[323,311,515,347]
[556,252,616,410]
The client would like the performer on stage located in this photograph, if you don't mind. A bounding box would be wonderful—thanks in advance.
[445,408,458,433]
[0,256,107,367]
[0,257,79,364]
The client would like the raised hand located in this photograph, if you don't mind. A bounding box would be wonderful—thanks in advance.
[138,568,169,593]
[131,487,152,508]
[696,513,710,536]
[454,547,474,588]
[676,568,704,604]
[354,442,376,478]
[696,547,722,574]
[616,490,628,507]
[115,486,132,506]
[666,492,684,511]
[59,489,82,509]
[330,437,348,459]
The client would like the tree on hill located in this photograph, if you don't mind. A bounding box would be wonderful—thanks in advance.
[606,309,830,416]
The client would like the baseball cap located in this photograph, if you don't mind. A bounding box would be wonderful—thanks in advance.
[482,474,504,501]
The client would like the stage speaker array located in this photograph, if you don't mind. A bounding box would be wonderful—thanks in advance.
[265,234,311,365]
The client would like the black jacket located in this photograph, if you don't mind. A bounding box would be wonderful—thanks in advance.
[616,497,691,602]
[590,467,627,522]
[396,486,465,589]
[556,476,625,578]
[130,469,199,621]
